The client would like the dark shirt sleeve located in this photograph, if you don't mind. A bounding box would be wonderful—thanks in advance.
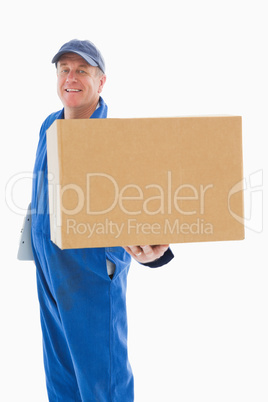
[140,247,174,268]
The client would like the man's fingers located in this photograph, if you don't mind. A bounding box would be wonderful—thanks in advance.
[126,245,156,258]
[124,245,143,256]
[140,245,154,258]
[123,244,169,263]
[151,244,169,256]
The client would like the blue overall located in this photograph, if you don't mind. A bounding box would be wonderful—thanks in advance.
[31,97,174,401]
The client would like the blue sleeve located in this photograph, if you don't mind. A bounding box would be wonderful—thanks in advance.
[141,247,174,268]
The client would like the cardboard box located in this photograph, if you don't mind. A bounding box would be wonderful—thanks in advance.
[46,116,244,249]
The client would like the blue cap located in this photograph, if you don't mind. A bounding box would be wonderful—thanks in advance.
[52,39,105,73]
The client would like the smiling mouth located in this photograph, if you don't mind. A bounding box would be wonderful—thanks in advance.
[65,89,82,92]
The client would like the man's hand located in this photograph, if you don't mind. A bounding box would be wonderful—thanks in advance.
[123,244,169,264]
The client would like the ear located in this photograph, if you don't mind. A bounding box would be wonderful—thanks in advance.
[98,75,107,94]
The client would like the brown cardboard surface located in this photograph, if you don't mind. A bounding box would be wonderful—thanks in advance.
[46,116,244,249]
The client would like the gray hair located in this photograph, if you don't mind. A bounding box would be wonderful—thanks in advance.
[95,66,105,76]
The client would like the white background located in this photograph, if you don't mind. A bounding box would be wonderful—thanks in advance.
[1,0,267,401]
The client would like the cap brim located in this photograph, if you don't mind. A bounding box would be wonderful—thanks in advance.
[52,49,98,68]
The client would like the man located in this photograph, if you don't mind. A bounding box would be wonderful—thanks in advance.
[31,39,174,402]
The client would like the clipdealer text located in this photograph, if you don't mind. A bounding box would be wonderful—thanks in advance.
[55,171,214,216]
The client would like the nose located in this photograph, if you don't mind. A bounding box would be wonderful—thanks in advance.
[66,70,77,82]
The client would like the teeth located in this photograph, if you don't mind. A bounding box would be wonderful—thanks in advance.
[66,89,80,92]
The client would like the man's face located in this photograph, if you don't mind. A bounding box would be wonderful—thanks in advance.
[56,53,106,112]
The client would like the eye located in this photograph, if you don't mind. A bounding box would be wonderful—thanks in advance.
[78,70,87,74]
